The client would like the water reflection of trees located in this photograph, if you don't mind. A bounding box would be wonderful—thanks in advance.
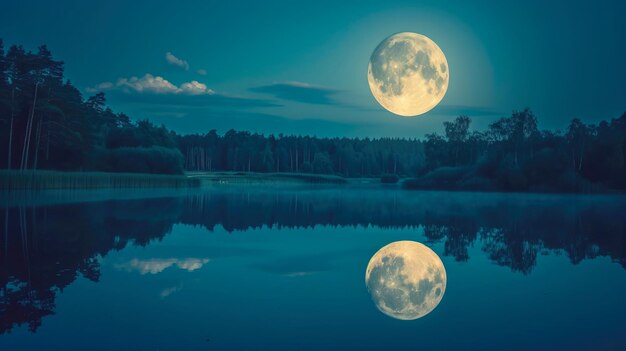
[1,190,625,334]
[181,190,626,274]
[0,197,182,334]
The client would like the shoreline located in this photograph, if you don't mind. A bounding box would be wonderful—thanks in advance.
[0,170,200,190]
[1,170,623,195]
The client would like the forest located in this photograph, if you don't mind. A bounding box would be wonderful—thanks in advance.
[1,40,625,192]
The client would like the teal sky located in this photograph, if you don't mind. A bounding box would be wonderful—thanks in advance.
[2,0,625,137]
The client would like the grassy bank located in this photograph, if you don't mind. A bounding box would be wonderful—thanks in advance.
[0,170,200,190]
[187,172,349,185]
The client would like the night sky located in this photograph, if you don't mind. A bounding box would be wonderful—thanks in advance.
[2,0,625,137]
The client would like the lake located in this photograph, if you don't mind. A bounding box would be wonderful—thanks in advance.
[1,186,626,350]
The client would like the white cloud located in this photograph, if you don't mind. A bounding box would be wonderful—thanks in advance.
[117,258,176,274]
[95,81,114,90]
[117,75,180,94]
[160,285,182,299]
[197,69,207,76]
[165,52,189,71]
[116,258,210,275]
[85,81,114,93]
[175,258,209,271]
[180,80,212,95]
[89,74,215,95]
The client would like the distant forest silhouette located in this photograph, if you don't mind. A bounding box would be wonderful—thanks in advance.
[1,40,626,192]
[2,189,626,333]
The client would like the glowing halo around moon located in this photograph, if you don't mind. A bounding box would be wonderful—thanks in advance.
[368,32,449,116]
[365,240,447,320]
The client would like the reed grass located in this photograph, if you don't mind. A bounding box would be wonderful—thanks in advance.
[0,170,201,190]
[188,172,348,185]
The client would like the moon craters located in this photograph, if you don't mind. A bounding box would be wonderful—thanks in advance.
[365,241,447,320]
[368,32,449,116]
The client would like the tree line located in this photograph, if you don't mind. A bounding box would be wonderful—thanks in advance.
[176,105,626,192]
[178,130,425,176]
[1,40,625,192]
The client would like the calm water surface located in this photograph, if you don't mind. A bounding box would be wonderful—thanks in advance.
[1,186,626,350]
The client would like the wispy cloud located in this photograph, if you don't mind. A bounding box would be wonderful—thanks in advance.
[88,74,214,95]
[197,69,207,76]
[111,89,279,108]
[250,81,342,105]
[253,254,335,277]
[160,284,183,299]
[116,258,209,275]
[165,52,189,71]
[175,258,208,271]
[87,74,279,108]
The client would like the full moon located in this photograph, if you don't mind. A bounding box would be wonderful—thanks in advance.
[368,32,449,116]
[365,240,447,320]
